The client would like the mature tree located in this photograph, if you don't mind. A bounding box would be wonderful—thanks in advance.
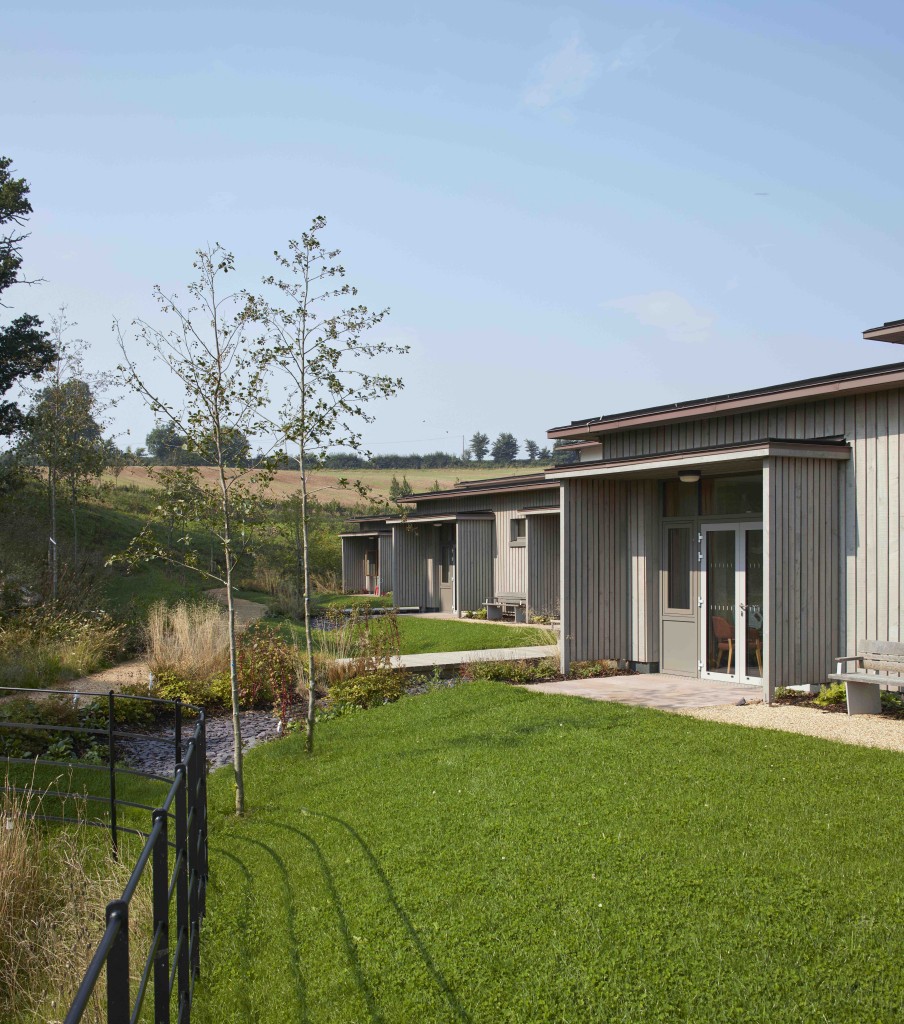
[115,245,273,815]
[146,422,187,464]
[524,439,540,462]
[552,438,579,465]
[19,310,111,597]
[468,431,489,462]
[244,216,407,753]
[491,432,519,463]
[538,446,552,461]
[0,156,55,436]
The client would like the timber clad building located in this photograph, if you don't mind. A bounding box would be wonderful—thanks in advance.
[341,345,904,702]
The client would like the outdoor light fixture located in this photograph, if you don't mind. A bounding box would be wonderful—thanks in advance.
[678,469,701,484]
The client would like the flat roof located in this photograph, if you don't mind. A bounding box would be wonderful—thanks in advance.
[401,474,558,503]
[548,360,904,440]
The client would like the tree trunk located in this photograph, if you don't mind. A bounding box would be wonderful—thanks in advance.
[217,464,245,815]
[70,479,78,567]
[49,466,58,602]
[299,449,316,753]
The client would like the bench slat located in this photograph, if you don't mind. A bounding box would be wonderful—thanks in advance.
[857,639,904,657]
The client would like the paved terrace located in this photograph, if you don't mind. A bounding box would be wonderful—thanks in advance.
[523,674,761,710]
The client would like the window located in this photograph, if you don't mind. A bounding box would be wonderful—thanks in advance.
[663,479,699,517]
[666,527,692,611]
[510,518,527,546]
[701,475,762,516]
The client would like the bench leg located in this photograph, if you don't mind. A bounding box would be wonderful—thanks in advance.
[845,680,882,715]
[486,605,502,621]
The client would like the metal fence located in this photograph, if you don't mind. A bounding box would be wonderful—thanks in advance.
[1,687,209,1024]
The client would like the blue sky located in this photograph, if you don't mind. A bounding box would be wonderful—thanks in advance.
[5,0,904,454]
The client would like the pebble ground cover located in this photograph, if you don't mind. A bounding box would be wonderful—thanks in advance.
[194,682,904,1023]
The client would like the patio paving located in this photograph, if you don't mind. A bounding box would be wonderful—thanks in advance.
[522,673,762,710]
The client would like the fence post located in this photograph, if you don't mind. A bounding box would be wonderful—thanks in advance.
[105,899,130,1024]
[174,700,182,766]
[174,763,190,1019]
[108,690,118,861]
[186,734,200,980]
[151,808,170,1024]
[198,713,208,920]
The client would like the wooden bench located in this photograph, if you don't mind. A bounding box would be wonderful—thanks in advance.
[828,639,904,715]
[484,593,527,623]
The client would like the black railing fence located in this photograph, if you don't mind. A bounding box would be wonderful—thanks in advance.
[0,687,209,1024]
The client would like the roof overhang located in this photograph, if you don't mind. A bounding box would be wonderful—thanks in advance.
[548,361,904,440]
[518,506,561,516]
[545,439,851,482]
[385,512,496,525]
[400,477,557,503]
[863,320,904,345]
[339,531,390,539]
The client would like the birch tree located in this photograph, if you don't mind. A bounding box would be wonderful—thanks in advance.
[245,216,407,753]
[114,246,271,814]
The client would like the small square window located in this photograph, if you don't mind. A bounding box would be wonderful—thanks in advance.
[510,518,526,546]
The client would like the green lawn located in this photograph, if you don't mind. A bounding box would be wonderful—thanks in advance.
[193,684,904,1023]
[277,614,550,656]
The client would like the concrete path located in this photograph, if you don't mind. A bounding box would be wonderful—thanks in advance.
[522,673,762,710]
[340,645,560,671]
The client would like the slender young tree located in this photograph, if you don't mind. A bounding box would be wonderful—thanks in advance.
[114,245,273,815]
[244,216,407,753]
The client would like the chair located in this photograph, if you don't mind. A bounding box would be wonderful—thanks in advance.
[747,628,763,674]
[711,616,735,672]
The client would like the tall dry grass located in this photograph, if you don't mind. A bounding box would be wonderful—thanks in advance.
[145,600,229,681]
[0,783,151,1023]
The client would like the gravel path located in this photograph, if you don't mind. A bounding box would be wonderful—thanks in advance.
[678,701,904,753]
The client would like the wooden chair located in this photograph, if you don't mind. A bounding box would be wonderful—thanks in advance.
[711,615,735,672]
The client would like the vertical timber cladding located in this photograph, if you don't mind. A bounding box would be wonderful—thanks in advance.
[560,477,659,670]
[377,533,394,594]
[456,519,494,612]
[526,514,561,617]
[391,523,426,608]
[341,536,366,593]
[764,456,843,694]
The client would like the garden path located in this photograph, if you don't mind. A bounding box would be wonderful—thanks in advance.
[59,589,268,698]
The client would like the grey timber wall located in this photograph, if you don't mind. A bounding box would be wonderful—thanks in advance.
[527,514,560,617]
[341,537,366,593]
[378,533,393,594]
[391,524,441,610]
[456,520,494,611]
[764,456,843,692]
[559,478,660,669]
[586,388,904,654]
[409,488,559,598]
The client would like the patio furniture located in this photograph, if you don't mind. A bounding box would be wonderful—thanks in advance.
[711,615,734,672]
[485,593,527,623]
[828,639,904,714]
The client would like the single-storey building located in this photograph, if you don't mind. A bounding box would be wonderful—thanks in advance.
[340,329,904,703]
[340,516,393,595]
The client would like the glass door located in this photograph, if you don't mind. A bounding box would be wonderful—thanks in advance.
[701,523,763,683]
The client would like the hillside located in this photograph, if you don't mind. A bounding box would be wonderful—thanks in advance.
[102,465,546,507]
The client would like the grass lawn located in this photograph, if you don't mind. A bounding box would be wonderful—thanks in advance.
[274,613,551,656]
[194,684,904,1023]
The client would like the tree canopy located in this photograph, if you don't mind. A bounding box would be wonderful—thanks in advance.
[0,156,55,437]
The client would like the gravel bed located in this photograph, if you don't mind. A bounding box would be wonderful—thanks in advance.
[678,701,904,752]
[120,709,296,775]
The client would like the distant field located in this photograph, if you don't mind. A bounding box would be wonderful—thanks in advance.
[102,465,543,506]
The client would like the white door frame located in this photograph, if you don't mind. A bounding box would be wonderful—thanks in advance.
[700,522,763,684]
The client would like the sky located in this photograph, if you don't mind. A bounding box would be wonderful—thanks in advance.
[5,0,904,455]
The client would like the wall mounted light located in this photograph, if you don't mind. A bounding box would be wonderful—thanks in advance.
[678,469,701,484]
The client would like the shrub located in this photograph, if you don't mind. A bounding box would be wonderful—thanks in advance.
[236,623,298,711]
[814,682,847,707]
[0,608,125,689]
[145,600,229,681]
[462,657,559,684]
[328,669,409,709]
[153,670,232,711]
[881,690,904,715]
[569,660,621,679]
[464,608,487,620]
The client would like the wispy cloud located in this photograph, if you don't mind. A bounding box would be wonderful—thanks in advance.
[606,22,677,74]
[606,290,714,344]
[522,33,599,111]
